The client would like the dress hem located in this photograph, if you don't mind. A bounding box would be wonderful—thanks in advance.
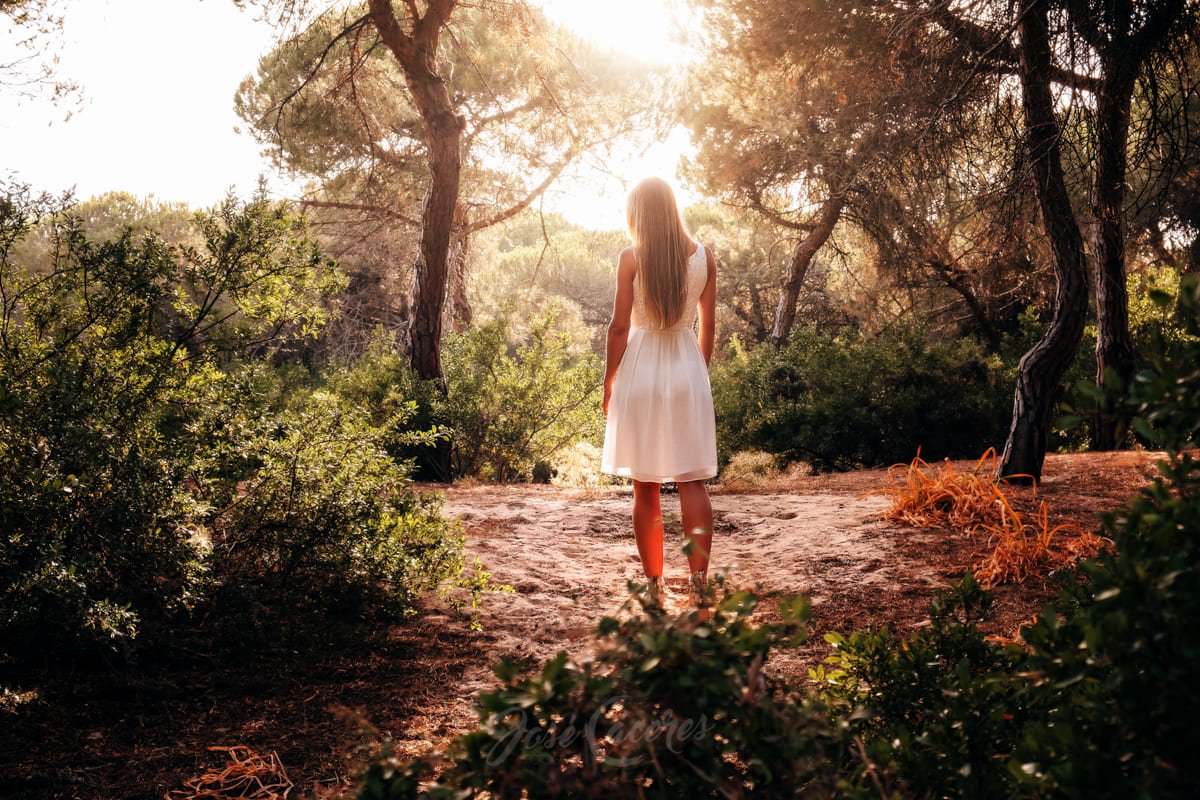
[601,465,718,483]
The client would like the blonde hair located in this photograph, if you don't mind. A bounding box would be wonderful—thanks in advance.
[626,177,691,329]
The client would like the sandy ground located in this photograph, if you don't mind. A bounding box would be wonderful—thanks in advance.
[438,487,905,689]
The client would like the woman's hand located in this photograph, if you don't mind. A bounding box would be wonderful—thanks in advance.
[603,381,612,416]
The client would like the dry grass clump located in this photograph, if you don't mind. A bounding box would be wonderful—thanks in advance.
[719,450,812,490]
[872,449,1016,534]
[872,449,1108,589]
[167,745,293,799]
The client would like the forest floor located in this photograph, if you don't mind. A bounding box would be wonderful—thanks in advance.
[1,451,1159,799]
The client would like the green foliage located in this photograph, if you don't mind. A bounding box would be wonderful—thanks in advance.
[819,576,1033,797]
[196,388,469,618]
[328,311,603,483]
[1006,274,1200,796]
[711,325,1012,470]
[822,275,1200,797]
[719,449,784,486]
[353,583,870,799]
[0,186,469,661]
[441,309,603,482]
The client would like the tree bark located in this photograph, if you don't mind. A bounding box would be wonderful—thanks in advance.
[368,0,464,383]
[998,0,1091,482]
[444,219,472,333]
[770,194,845,345]
[1090,55,1138,450]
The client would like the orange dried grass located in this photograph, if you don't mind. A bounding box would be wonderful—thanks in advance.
[871,449,1108,589]
[166,745,293,800]
[871,448,1024,535]
[975,497,1106,589]
[982,612,1040,648]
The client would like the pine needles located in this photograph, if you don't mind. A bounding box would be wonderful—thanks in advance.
[873,449,1108,589]
[167,746,293,799]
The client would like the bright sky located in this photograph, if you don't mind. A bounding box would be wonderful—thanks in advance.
[0,0,698,229]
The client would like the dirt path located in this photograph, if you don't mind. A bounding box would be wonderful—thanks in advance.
[440,487,916,680]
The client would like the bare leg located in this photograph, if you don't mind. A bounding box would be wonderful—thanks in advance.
[632,479,664,579]
[678,479,713,574]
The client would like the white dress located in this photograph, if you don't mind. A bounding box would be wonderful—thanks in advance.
[601,244,718,483]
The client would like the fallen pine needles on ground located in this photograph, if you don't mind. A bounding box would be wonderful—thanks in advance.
[166,745,293,800]
[870,449,1108,589]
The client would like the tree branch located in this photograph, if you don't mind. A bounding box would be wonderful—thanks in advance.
[927,1,1102,93]
[466,149,575,233]
[298,198,418,226]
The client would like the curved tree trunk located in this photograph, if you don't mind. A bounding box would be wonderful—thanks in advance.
[998,0,1090,482]
[770,194,845,346]
[1091,58,1138,451]
[368,0,464,384]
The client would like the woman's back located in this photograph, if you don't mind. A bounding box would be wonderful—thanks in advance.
[631,244,709,332]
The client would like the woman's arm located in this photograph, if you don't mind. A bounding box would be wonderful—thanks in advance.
[697,245,718,367]
[603,247,637,415]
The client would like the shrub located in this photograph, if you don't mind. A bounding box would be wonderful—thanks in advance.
[818,575,1034,796]
[0,186,470,661]
[711,324,1012,470]
[352,584,871,799]
[441,309,603,481]
[197,389,473,618]
[823,276,1200,797]
[327,312,603,483]
[718,449,783,488]
[549,441,609,488]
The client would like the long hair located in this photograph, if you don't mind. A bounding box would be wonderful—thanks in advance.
[626,177,691,329]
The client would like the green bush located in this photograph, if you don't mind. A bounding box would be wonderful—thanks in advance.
[0,186,471,661]
[719,449,785,487]
[353,584,870,799]
[711,324,1013,470]
[818,575,1034,796]
[328,313,603,483]
[441,309,603,481]
[195,388,473,618]
[0,194,217,656]
[821,276,1200,797]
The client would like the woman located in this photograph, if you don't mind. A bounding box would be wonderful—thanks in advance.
[601,177,718,608]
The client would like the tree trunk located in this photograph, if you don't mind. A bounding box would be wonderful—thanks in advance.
[770,194,845,345]
[444,220,472,334]
[1091,56,1138,451]
[406,115,463,382]
[998,0,1090,482]
[368,0,463,384]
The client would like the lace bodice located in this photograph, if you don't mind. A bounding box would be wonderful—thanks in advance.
[632,243,708,332]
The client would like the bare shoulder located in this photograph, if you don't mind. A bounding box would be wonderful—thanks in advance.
[617,246,638,277]
[702,243,717,275]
